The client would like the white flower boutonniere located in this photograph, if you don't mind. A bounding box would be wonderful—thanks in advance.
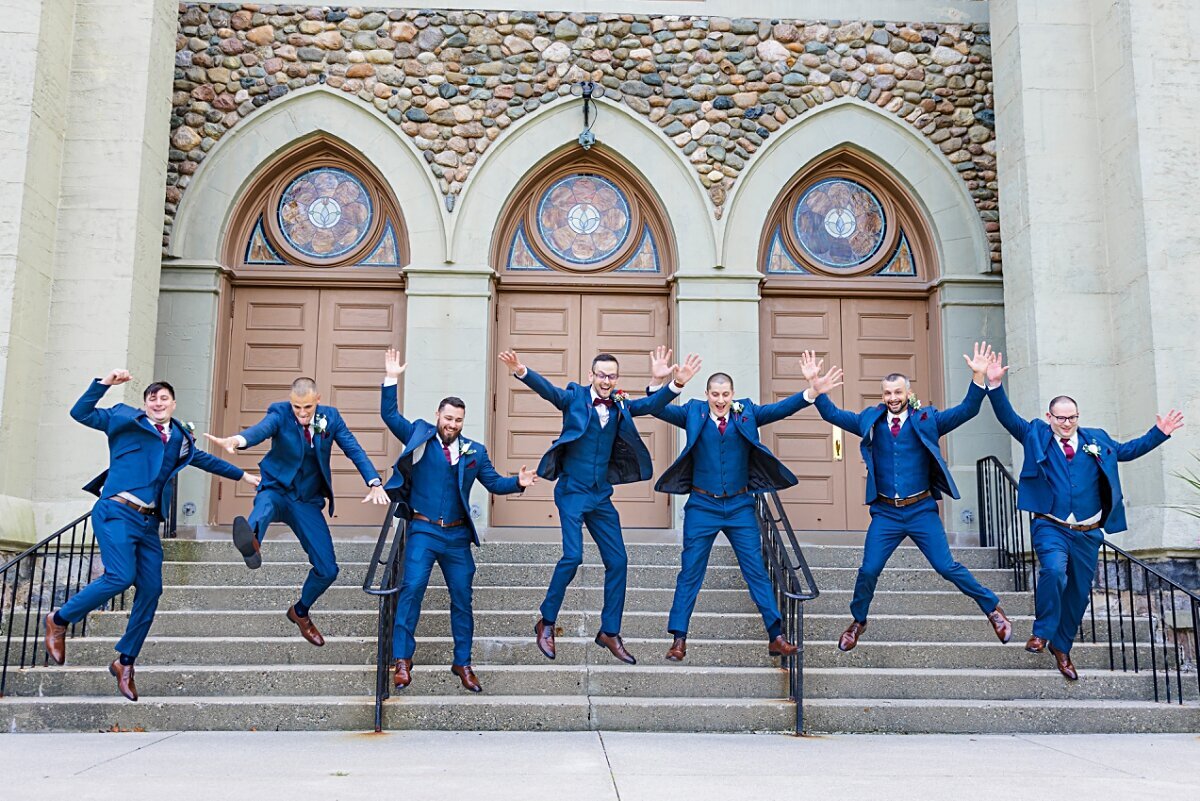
[731,401,745,414]
[312,414,328,435]
[182,421,195,434]
[907,396,922,411]
[1082,442,1102,459]
[612,390,630,403]
[459,439,477,458]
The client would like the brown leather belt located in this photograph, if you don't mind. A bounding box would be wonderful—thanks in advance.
[875,491,932,508]
[108,496,157,517]
[692,486,748,499]
[412,512,466,528]
[1033,513,1102,532]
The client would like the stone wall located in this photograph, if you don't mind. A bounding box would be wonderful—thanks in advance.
[167,4,999,267]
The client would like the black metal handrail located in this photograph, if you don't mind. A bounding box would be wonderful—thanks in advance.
[977,455,1199,704]
[362,500,408,732]
[1,513,130,696]
[756,489,820,735]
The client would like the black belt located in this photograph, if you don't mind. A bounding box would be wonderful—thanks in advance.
[412,512,466,528]
[874,491,932,508]
[1033,513,1101,532]
[108,496,157,517]
[692,486,748,499]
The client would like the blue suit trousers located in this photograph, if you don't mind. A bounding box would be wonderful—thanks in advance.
[668,493,781,638]
[851,497,999,622]
[58,498,164,658]
[541,476,628,634]
[248,489,338,609]
[393,521,477,665]
[1030,517,1102,654]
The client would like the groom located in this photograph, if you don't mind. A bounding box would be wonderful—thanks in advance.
[499,347,702,665]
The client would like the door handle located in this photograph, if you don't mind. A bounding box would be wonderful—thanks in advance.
[832,428,843,461]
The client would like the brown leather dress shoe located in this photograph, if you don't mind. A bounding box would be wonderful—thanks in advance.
[838,620,867,652]
[665,637,687,662]
[287,606,325,647]
[44,612,67,665]
[393,658,412,689]
[768,635,799,657]
[109,660,138,702]
[1025,635,1048,653]
[534,618,556,660]
[987,605,1013,644]
[1048,644,1079,681]
[451,664,482,693]
[595,632,637,664]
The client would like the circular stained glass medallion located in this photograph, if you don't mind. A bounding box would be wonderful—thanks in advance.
[536,174,631,265]
[792,178,886,269]
[277,167,373,259]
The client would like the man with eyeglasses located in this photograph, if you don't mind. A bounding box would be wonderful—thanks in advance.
[985,353,1183,680]
[499,347,702,664]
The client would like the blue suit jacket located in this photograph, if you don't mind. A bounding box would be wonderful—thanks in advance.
[652,392,812,494]
[988,384,1168,533]
[238,401,380,516]
[71,379,243,515]
[815,381,986,503]
[518,368,679,485]
[380,384,522,545]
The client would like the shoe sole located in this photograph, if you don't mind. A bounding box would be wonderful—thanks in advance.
[232,516,262,569]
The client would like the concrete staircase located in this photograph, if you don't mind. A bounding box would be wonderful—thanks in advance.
[4,536,1198,733]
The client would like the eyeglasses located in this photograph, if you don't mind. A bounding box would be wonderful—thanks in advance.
[593,372,619,381]
[1050,414,1080,424]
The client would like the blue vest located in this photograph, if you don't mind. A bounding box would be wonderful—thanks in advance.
[560,407,618,488]
[125,426,184,506]
[290,434,326,501]
[873,415,932,498]
[1049,442,1102,521]
[692,417,751,496]
[409,441,467,522]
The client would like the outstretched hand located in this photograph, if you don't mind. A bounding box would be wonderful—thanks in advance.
[673,353,703,386]
[498,350,525,375]
[517,464,538,488]
[101,369,133,387]
[203,433,241,455]
[811,365,844,396]
[798,350,823,383]
[362,485,389,505]
[649,345,675,384]
[986,351,1009,386]
[1156,409,1185,436]
[384,348,407,380]
[963,341,994,377]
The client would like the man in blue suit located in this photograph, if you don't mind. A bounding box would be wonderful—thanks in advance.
[44,369,255,701]
[380,349,535,692]
[984,352,1182,679]
[499,347,702,664]
[650,351,845,662]
[811,342,1012,652]
[205,377,388,646]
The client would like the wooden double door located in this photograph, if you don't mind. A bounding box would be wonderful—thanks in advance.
[491,291,673,528]
[760,296,933,532]
[216,286,404,525]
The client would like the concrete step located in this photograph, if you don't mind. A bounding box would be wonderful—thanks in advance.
[158,561,1018,592]
[0,694,797,733]
[1,662,789,699]
[161,540,999,570]
[152,584,1038,616]
[84,609,1148,645]
[804,697,1200,734]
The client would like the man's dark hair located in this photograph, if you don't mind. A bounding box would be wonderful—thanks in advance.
[591,353,619,371]
[882,373,911,391]
[144,381,175,400]
[706,372,734,391]
[438,396,467,413]
[1048,395,1078,413]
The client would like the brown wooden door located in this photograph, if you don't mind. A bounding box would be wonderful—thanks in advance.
[217,286,403,525]
[761,296,931,532]
[491,291,673,528]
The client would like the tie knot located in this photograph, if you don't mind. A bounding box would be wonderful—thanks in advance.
[717,416,726,423]
[1061,437,1071,445]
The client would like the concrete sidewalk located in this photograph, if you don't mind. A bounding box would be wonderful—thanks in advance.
[2,731,1197,800]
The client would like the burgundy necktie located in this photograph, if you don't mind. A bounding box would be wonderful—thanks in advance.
[890,417,902,437]
[1061,437,1074,460]
[303,425,312,446]
[717,415,727,435]
[154,423,168,443]
[442,441,453,463]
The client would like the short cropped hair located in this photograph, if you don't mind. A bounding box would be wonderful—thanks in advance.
[1048,395,1078,413]
[591,353,619,371]
[290,377,318,396]
[881,373,911,391]
[438,396,466,413]
[143,381,175,400]
[706,372,734,391]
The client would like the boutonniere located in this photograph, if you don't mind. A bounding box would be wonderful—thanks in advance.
[312,414,328,435]
[908,396,922,411]
[182,421,195,435]
[731,401,744,414]
[612,390,630,403]
[1082,442,1102,459]
[459,440,477,458]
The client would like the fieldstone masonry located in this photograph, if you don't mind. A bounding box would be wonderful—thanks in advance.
[167,4,999,266]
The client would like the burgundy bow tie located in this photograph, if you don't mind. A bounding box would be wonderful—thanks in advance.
[592,397,614,408]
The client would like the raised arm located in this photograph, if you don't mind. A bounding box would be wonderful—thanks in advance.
[501,350,573,410]
[380,348,414,442]
[70,370,132,431]
[982,353,1031,441]
[630,350,701,417]
[1115,410,1181,462]
[814,394,866,436]
[933,341,992,435]
[756,352,844,426]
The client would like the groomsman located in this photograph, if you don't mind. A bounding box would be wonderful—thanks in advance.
[44,370,255,700]
[205,377,388,646]
[649,352,845,661]
[380,350,535,692]
[811,343,1012,652]
[985,352,1182,679]
[499,347,702,664]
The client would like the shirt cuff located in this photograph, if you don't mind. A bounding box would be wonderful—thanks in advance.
[667,381,683,394]
[234,435,247,449]
[515,367,528,379]
[803,388,816,403]
[368,478,382,487]
[383,377,398,387]
[972,379,986,389]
